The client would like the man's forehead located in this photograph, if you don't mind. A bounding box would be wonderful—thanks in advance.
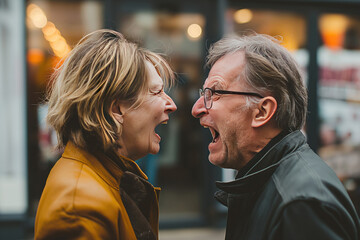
[204,52,245,88]
[218,52,244,71]
[203,76,227,88]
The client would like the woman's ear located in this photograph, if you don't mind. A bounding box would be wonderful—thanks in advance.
[251,96,277,128]
[111,100,124,124]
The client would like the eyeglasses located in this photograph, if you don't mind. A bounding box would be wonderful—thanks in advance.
[199,87,264,110]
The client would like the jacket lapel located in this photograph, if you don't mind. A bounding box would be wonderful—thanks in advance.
[120,171,158,240]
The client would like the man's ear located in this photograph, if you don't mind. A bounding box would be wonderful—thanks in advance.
[251,96,277,128]
[111,100,125,124]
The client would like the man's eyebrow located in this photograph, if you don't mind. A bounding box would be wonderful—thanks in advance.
[205,76,227,88]
[204,81,224,90]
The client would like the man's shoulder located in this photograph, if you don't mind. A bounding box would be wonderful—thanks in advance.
[270,149,348,205]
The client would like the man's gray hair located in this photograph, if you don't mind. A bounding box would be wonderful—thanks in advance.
[207,33,308,131]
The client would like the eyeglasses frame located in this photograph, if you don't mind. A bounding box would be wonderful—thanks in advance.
[199,87,264,109]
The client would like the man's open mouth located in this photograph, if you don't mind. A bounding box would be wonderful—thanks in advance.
[205,126,219,143]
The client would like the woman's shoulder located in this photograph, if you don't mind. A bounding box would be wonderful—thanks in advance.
[45,157,121,207]
[35,158,129,240]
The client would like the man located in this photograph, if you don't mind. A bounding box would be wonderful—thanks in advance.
[192,33,360,240]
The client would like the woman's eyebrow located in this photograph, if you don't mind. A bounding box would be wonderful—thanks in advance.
[149,83,163,91]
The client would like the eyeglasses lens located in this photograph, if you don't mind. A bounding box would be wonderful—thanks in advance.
[204,89,212,109]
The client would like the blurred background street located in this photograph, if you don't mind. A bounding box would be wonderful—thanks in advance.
[160,227,226,240]
[2,0,360,239]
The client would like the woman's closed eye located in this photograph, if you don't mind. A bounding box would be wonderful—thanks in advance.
[150,88,164,95]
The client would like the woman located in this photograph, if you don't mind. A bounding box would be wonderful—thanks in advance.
[34,29,177,240]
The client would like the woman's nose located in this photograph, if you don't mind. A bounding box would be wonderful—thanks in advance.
[191,96,207,118]
[165,93,177,113]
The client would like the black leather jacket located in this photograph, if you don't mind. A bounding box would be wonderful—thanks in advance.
[215,130,360,240]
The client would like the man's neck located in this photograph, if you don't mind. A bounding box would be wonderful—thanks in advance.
[251,126,282,156]
[237,127,283,172]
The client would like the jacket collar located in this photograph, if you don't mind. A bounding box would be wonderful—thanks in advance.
[62,141,148,190]
[215,130,307,195]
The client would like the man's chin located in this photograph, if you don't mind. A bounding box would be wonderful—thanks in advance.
[208,155,226,168]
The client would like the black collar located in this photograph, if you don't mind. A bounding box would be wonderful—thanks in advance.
[215,130,307,195]
[236,130,290,178]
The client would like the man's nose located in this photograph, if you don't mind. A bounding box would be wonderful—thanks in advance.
[191,97,207,118]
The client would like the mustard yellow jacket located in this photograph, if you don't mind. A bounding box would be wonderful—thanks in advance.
[35,142,161,240]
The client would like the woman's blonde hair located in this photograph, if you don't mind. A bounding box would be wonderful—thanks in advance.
[46,29,174,152]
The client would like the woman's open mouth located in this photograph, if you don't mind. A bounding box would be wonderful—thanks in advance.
[154,120,169,140]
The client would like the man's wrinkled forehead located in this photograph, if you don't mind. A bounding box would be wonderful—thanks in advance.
[203,76,227,89]
[204,52,245,88]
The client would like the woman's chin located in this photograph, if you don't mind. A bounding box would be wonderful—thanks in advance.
[148,143,160,155]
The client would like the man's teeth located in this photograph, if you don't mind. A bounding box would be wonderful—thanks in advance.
[212,132,216,143]
[203,126,209,128]
[207,128,216,142]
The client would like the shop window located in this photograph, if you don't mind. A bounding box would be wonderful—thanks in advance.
[225,8,306,51]
[318,14,360,180]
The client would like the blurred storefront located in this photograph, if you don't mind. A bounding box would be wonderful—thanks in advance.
[0,0,27,239]
[1,0,360,238]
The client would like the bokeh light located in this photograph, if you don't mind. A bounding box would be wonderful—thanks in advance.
[27,4,71,58]
[234,9,253,24]
[187,23,202,40]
